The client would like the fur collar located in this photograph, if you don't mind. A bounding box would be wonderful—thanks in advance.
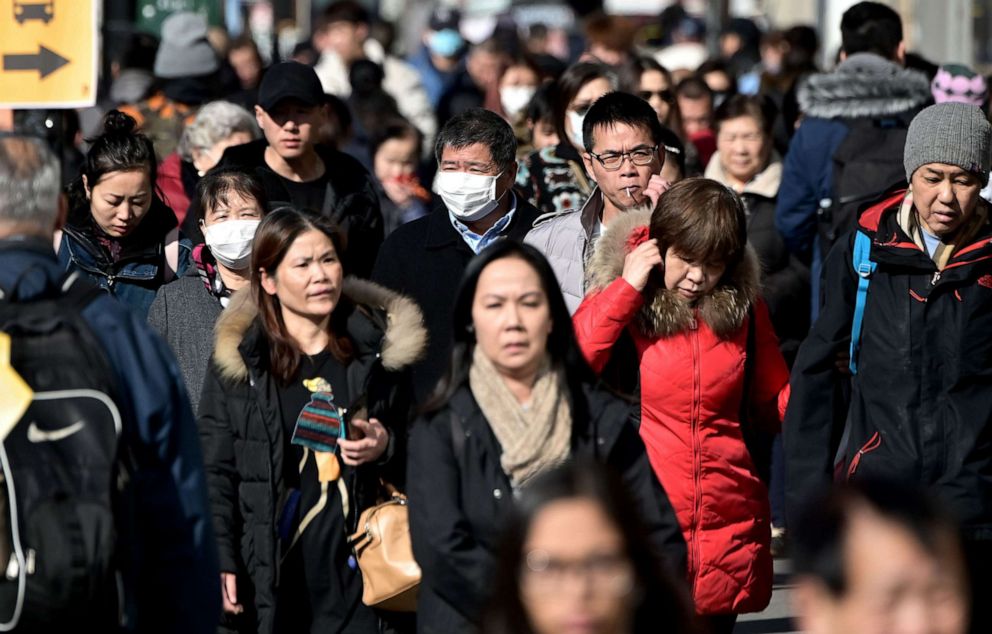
[212,277,428,382]
[799,53,930,120]
[586,208,761,338]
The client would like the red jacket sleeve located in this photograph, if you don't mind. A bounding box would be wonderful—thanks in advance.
[749,298,791,429]
[572,278,645,374]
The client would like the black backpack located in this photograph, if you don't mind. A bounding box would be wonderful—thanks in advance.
[818,115,913,256]
[0,271,129,631]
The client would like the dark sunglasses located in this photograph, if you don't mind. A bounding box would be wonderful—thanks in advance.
[638,89,675,103]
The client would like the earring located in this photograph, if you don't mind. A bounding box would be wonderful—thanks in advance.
[466,324,475,334]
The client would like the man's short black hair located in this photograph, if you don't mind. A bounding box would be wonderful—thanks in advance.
[582,91,666,153]
[316,0,370,30]
[675,75,713,102]
[841,1,903,60]
[434,108,517,172]
[792,478,961,596]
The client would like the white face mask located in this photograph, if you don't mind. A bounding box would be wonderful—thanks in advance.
[567,109,586,147]
[203,219,261,270]
[434,170,506,222]
[500,86,537,119]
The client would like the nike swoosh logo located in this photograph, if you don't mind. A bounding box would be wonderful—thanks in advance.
[26,420,85,443]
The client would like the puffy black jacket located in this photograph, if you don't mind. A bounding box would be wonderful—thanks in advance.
[785,190,992,538]
[408,382,687,634]
[198,279,426,633]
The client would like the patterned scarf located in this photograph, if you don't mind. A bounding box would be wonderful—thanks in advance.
[192,244,232,307]
[468,347,572,489]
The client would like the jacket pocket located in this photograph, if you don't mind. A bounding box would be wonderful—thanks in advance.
[846,431,882,480]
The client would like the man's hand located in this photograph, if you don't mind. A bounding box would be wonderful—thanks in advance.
[221,572,242,615]
[643,174,672,209]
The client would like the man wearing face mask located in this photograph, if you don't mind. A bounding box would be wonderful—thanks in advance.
[372,108,542,402]
[148,170,268,412]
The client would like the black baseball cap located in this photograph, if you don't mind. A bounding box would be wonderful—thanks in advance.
[257,61,325,111]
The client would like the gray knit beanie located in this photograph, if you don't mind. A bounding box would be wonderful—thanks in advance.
[154,12,219,79]
[904,102,992,185]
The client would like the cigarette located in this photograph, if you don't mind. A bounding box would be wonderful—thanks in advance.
[625,187,632,199]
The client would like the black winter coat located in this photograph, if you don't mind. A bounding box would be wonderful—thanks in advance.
[370,197,542,402]
[215,139,384,278]
[408,383,688,634]
[198,279,427,634]
[785,191,992,538]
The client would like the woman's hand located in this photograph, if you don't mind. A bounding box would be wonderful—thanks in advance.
[339,418,389,466]
[221,572,243,615]
[622,238,663,292]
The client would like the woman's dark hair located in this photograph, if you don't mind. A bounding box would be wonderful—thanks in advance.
[195,168,268,224]
[524,82,558,127]
[251,207,353,384]
[713,94,777,136]
[481,459,699,634]
[370,117,423,164]
[499,54,546,86]
[554,62,619,147]
[649,177,747,270]
[424,241,597,411]
[67,110,158,211]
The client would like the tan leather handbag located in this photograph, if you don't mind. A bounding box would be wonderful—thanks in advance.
[348,489,421,611]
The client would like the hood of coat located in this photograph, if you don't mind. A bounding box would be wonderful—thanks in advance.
[212,277,428,383]
[586,207,761,338]
[798,53,931,120]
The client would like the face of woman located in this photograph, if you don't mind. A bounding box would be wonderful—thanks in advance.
[471,257,552,380]
[565,77,614,147]
[638,70,672,125]
[86,168,153,238]
[192,131,255,175]
[500,65,540,90]
[202,189,264,227]
[716,115,769,187]
[520,498,636,634]
[373,136,419,183]
[260,229,343,323]
[663,248,726,303]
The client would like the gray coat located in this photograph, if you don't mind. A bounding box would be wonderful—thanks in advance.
[524,189,604,313]
[147,269,222,411]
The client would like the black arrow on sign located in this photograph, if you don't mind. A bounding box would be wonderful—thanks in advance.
[3,45,69,79]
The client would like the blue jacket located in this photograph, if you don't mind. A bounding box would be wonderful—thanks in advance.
[56,198,192,320]
[0,236,220,634]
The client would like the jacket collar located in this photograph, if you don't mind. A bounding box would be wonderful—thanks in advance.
[63,196,177,265]
[704,152,783,199]
[212,277,428,383]
[586,208,761,338]
[0,236,64,300]
[798,53,931,120]
[424,192,539,249]
[530,186,604,241]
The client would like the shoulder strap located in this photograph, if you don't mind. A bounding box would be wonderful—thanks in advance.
[848,230,877,375]
[164,227,180,283]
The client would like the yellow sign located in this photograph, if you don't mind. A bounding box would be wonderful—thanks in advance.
[0,0,97,108]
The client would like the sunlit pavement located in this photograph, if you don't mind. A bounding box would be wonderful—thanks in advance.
[735,559,800,633]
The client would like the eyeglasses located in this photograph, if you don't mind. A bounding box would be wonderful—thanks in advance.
[522,549,634,596]
[638,89,675,103]
[587,145,659,171]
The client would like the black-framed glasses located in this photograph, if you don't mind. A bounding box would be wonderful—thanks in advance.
[638,89,675,103]
[587,145,659,171]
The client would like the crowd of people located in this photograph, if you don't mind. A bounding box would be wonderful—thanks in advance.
[1,1,991,633]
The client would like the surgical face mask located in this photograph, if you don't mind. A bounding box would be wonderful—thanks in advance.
[428,29,464,58]
[203,219,261,270]
[567,109,586,147]
[434,170,506,222]
[500,86,537,119]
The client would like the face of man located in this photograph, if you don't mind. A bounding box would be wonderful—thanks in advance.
[255,99,325,161]
[582,122,663,212]
[315,20,366,62]
[794,508,968,634]
[679,96,713,137]
[910,163,984,240]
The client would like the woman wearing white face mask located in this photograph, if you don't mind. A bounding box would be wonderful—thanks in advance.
[498,57,543,124]
[517,62,618,216]
[148,169,268,411]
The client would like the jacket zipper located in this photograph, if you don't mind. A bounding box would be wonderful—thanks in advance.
[846,431,882,480]
[931,270,941,287]
[689,315,702,592]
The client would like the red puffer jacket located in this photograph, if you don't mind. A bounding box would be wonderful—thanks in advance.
[573,210,790,615]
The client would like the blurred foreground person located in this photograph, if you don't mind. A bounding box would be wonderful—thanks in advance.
[408,242,686,634]
[792,479,968,634]
[0,136,218,632]
[482,460,699,634]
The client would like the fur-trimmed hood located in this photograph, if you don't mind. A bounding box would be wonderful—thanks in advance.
[585,208,761,338]
[798,53,931,120]
[212,277,428,383]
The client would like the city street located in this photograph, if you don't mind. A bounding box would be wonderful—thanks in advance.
[737,559,799,634]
